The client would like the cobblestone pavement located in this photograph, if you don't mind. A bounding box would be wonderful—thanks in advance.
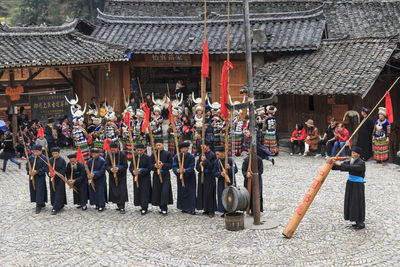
[0,148,399,266]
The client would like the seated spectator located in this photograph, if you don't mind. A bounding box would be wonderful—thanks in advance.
[289,123,306,155]
[303,119,320,156]
[315,118,337,159]
[332,123,351,157]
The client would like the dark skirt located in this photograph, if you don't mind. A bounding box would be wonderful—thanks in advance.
[344,180,365,222]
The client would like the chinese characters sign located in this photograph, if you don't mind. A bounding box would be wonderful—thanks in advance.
[31,94,71,122]
[144,54,191,66]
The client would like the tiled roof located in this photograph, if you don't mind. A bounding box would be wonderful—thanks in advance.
[103,0,322,17]
[91,6,326,54]
[324,1,400,38]
[0,19,129,69]
[102,0,400,39]
[251,38,396,98]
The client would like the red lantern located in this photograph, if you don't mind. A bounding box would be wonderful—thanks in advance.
[5,86,24,101]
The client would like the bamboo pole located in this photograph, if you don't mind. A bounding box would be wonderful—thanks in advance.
[128,128,139,188]
[45,148,55,192]
[37,156,79,193]
[200,0,207,185]
[20,127,34,190]
[246,149,252,214]
[137,78,162,183]
[167,84,185,187]
[112,153,118,187]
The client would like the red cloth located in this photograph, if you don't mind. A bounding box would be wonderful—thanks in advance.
[141,103,150,132]
[385,91,393,123]
[290,128,306,141]
[103,138,111,153]
[124,112,130,126]
[76,147,83,163]
[335,128,352,146]
[49,165,55,178]
[201,40,209,78]
[37,127,44,139]
[169,101,173,123]
[220,60,233,118]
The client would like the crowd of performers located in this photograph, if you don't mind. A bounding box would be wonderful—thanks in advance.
[57,93,280,163]
[25,140,272,217]
[0,92,394,231]
[14,93,280,217]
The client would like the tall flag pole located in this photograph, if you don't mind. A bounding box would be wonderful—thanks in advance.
[200,0,209,184]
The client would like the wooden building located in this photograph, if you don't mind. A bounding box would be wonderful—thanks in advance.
[0,18,128,122]
[84,0,325,110]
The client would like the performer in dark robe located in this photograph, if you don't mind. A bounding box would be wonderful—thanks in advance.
[212,146,238,216]
[129,143,152,215]
[242,154,264,213]
[331,146,366,229]
[356,107,374,161]
[44,116,57,151]
[87,148,107,212]
[26,145,49,214]
[195,141,217,217]
[105,142,129,214]
[66,153,88,210]
[172,142,196,214]
[49,147,67,215]
[151,139,173,215]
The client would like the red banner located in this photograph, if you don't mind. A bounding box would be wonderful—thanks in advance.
[141,103,150,132]
[124,111,130,126]
[37,127,44,139]
[201,40,209,78]
[169,101,173,123]
[385,91,393,123]
[76,147,83,163]
[220,60,233,118]
[103,138,111,153]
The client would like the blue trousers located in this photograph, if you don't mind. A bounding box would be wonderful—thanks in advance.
[332,141,346,157]
[3,158,19,171]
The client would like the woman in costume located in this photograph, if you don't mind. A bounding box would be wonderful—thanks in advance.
[373,107,391,163]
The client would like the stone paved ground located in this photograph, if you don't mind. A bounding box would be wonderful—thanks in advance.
[0,148,399,266]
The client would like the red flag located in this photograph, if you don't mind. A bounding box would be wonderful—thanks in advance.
[76,147,83,163]
[103,138,111,153]
[124,111,130,126]
[385,91,393,123]
[169,101,173,123]
[220,60,234,119]
[141,103,150,132]
[37,127,44,138]
[201,40,209,78]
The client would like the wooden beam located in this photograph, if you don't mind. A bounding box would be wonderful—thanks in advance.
[22,68,45,86]
[55,68,74,87]
[76,70,95,86]
[9,70,15,88]
[87,66,95,81]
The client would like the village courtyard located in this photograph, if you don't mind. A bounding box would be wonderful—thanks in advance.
[0,149,398,266]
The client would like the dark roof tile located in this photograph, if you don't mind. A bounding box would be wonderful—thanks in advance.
[91,6,326,54]
[0,19,129,69]
[252,37,396,98]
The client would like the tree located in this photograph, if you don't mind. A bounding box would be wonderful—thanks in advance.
[10,0,105,26]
